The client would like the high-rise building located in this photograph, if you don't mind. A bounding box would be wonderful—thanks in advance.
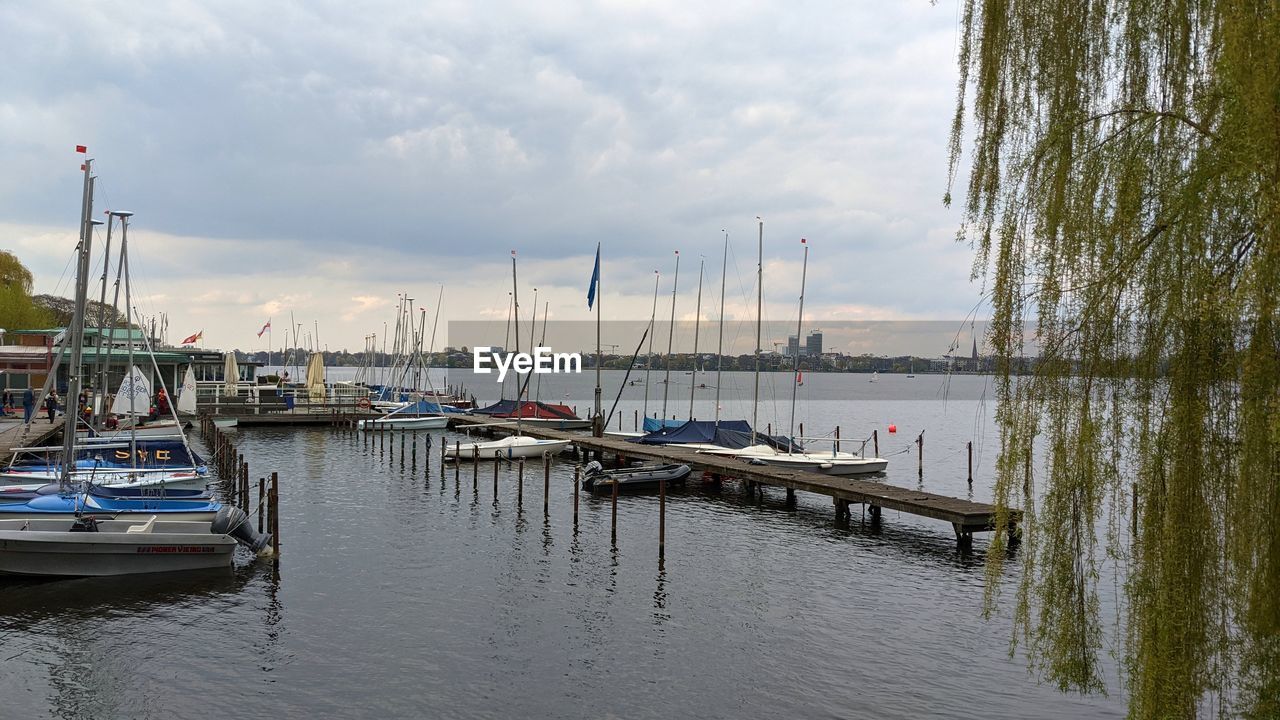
[786,335,800,358]
[806,330,823,357]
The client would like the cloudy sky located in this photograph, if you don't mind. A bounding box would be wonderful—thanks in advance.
[0,0,985,356]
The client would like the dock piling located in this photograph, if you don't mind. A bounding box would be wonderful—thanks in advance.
[257,478,265,532]
[873,429,878,457]
[269,471,279,555]
[572,465,580,528]
[659,477,666,558]
[917,431,924,478]
[835,426,840,452]
[518,458,524,506]
[543,452,550,517]
[472,445,479,489]
[493,455,499,500]
[967,441,972,484]
[610,479,618,544]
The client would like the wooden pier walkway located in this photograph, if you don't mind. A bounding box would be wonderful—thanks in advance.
[0,419,62,463]
[446,415,1019,546]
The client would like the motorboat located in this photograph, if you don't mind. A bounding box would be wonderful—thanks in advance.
[0,489,225,522]
[0,506,269,577]
[581,461,691,492]
[358,414,448,431]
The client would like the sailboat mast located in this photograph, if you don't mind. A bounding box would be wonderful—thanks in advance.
[714,231,728,426]
[59,160,94,488]
[660,250,679,421]
[122,215,137,469]
[535,301,549,404]
[94,212,115,429]
[643,270,658,422]
[511,251,522,436]
[688,256,703,420]
[752,217,762,444]
[787,239,808,453]
[502,292,512,402]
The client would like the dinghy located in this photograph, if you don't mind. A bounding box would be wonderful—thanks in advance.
[581,461,691,491]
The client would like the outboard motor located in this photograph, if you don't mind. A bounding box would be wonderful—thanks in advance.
[211,505,272,552]
[585,460,604,476]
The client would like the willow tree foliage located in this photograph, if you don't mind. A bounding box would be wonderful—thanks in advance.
[947,1,1278,717]
[0,250,52,330]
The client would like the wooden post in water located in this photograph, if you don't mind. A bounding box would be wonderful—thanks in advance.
[412,430,417,469]
[572,465,580,527]
[873,429,878,457]
[917,431,924,479]
[767,422,771,437]
[835,426,840,452]
[257,478,265,532]
[400,431,406,468]
[492,455,499,500]
[658,477,666,558]
[454,441,460,484]
[967,441,973,484]
[634,410,638,432]
[610,479,618,544]
[472,446,479,489]
[269,471,279,555]
[543,452,550,517]
[799,422,804,441]
[517,458,524,506]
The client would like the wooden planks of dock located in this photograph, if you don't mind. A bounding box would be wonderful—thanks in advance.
[0,419,62,463]
[446,414,1020,546]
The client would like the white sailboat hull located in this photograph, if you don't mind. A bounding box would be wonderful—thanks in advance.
[358,415,449,431]
[445,435,571,460]
[0,518,235,576]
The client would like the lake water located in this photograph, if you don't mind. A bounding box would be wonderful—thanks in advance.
[0,371,1128,718]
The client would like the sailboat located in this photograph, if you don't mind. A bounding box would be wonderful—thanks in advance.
[0,152,269,575]
[700,239,889,476]
[870,370,879,383]
[907,361,915,378]
[447,251,570,460]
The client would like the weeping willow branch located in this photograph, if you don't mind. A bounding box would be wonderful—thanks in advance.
[950,1,1279,717]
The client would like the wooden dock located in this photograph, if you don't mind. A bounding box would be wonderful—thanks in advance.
[0,420,62,463]
[446,415,1019,546]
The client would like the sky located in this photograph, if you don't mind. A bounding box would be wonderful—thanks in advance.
[0,0,987,357]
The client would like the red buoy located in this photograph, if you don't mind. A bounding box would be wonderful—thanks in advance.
[888,424,897,433]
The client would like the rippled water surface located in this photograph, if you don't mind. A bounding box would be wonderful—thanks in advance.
[1,373,1127,718]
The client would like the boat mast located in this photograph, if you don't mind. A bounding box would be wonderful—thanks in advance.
[714,230,728,427]
[787,238,808,454]
[121,214,139,469]
[752,217,762,444]
[94,211,116,430]
[59,156,94,489]
[660,250,679,421]
[504,249,514,435]
[688,256,704,420]
[501,292,512,402]
[642,269,659,422]
[535,301,549,405]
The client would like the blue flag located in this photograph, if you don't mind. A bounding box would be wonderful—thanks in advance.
[587,243,600,309]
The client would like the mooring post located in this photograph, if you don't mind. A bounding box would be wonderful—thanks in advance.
[399,431,405,468]
[472,446,479,489]
[835,425,840,452]
[518,458,524,506]
[454,441,460,484]
[269,471,280,555]
[967,441,973,484]
[767,422,771,437]
[786,487,796,507]
[492,455,499,500]
[543,452,551,517]
[257,478,265,533]
[610,479,618,544]
[634,410,638,432]
[658,477,666,558]
[917,431,924,478]
[572,464,580,527]
[873,429,879,457]
[799,422,804,440]
[412,430,417,468]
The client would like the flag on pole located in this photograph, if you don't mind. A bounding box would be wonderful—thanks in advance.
[180,330,203,345]
[75,145,87,153]
[587,243,601,309]
[257,320,272,338]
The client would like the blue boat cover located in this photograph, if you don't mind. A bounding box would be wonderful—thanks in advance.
[642,417,687,432]
[629,420,802,451]
[387,400,461,415]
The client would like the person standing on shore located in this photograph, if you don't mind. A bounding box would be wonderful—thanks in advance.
[45,390,58,423]
[22,387,34,423]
